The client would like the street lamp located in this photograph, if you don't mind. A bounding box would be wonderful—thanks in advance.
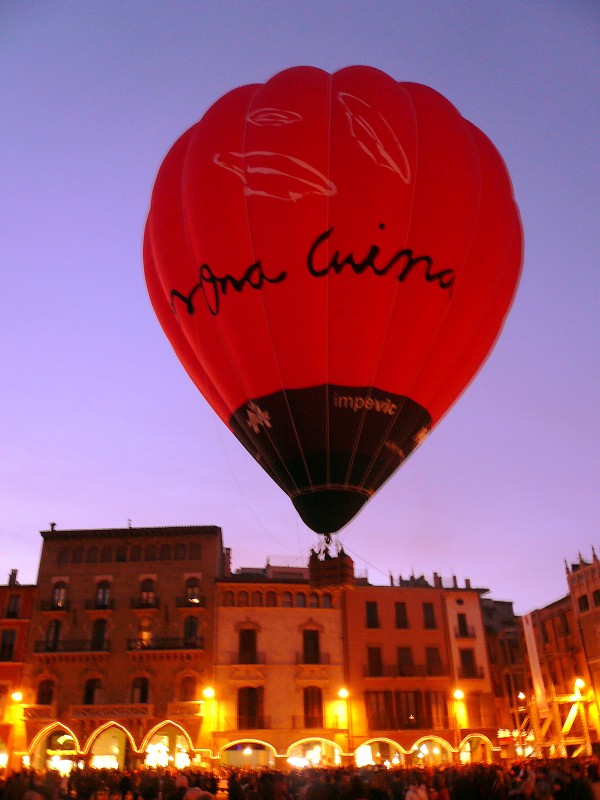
[453,689,466,756]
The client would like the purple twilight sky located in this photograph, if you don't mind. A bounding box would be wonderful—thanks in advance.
[1,1,598,615]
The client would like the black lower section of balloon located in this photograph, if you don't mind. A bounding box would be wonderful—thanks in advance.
[229,385,431,534]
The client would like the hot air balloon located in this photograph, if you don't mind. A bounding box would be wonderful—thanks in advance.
[144,65,522,537]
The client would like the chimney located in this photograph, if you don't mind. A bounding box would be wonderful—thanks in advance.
[222,547,232,577]
[452,575,458,588]
[433,572,442,588]
[8,569,18,586]
[465,578,471,589]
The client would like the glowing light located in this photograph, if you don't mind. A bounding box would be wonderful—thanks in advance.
[203,687,215,699]
[383,760,390,769]
[287,756,309,768]
[90,755,119,770]
[243,747,253,756]
[338,688,349,699]
[453,689,464,700]
[0,754,7,769]
[517,692,526,700]
[355,744,374,768]
[392,754,400,765]
[420,744,429,755]
[49,755,74,776]
[11,691,23,702]
[432,747,440,755]
[575,678,586,690]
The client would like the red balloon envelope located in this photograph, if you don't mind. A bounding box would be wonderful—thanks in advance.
[144,66,522,535]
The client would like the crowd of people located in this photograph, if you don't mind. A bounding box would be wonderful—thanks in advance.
[1,759,600,800]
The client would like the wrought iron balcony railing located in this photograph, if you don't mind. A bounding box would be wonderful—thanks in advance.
[127,636,204,651]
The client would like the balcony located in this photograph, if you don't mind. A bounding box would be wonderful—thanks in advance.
[39,599,70,612]
[458,666,485,679]
[227,716,271,730]
[296,652,330,665]
[70,703,153,719]
[34,639,111,654]
[127,637,204,651]
[229,652,266,664]
[130,597,160,610]
[176,596,207,608]
[455,625,476,638]
[23,704,57,721]
[85,599,115,611]
[167,701,205,717]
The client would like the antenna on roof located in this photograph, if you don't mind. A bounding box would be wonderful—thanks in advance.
[127,519,132,528]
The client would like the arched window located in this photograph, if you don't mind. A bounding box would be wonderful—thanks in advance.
[37,679,55,705]
[251,591,263,607]
[180,676,197,702]
[95,580,110,608]
[184,616,199,647]
[266,591,277,607]
[45,620,61,651]
[189,542,201,559]
[91,619,107,651]
[131,677,149,704]
[185,578,200,601]
[58,548,69,565]
[52,582,67,609]
[130,545,141,562]
[282,592,292,607]
[100,546,113,563]
[238,591,249,607]
[309,592,320,608]
[322,594,332,609]
[86,546,98,563]
[116,545,127,562]
[223,590,234,607]
[145,545,157,561]
[159,544,172,561]
[303,686,323,727]
[295,592,307,608]
[237,685,263,729]
[72,547,83,564]
[174,543,186,560]
[83,678,101,705]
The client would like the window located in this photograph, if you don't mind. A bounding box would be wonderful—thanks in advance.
[91,619,107,651]
[95,580,111,608]
[37,679,55,706]
[174,543,186,560]
[251,591,263,607]
[560,613,570,636]
[223,591,234,607]
[578,594,590,612]
[184,616,199,646]
[130,545,141,562]
[116,545,127,562]
[239,629,257,664]
[100,546,113,563]
[189,542,201,559]
[58,548,69,565]
[6,595,20,618]
[395,601,408,629]
[238,591,249,607]
[72,547,83,564]
[457,613,469,636]
[425,691,449,728]
[365,690,395,728]
[145,545,157,561]
[0,629,16,661]
[397,646,414,676]
[309,593,319,608]
[180,676,197,702]
[266,592,277,607]
[282,592,292,607]
[322,594,332,609]
[303,686,323,727]
[131,677,149,704]
[140,579,155,605]
[86,546,98,563]
[237,686,263,729]
[366,601,379,629]
[423,602,436,629]
[52,582,67,609]
[83,678,101,705]
[159,544,172,561]
[367,646,383,677]
[459,648,478,678]
[303,630,320,664]
[395,690,422,728]
[295,592,307,608]
[45,620,61,651]
[594,590,600,607]
[185,578,200,601]
[426,647,443,676]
